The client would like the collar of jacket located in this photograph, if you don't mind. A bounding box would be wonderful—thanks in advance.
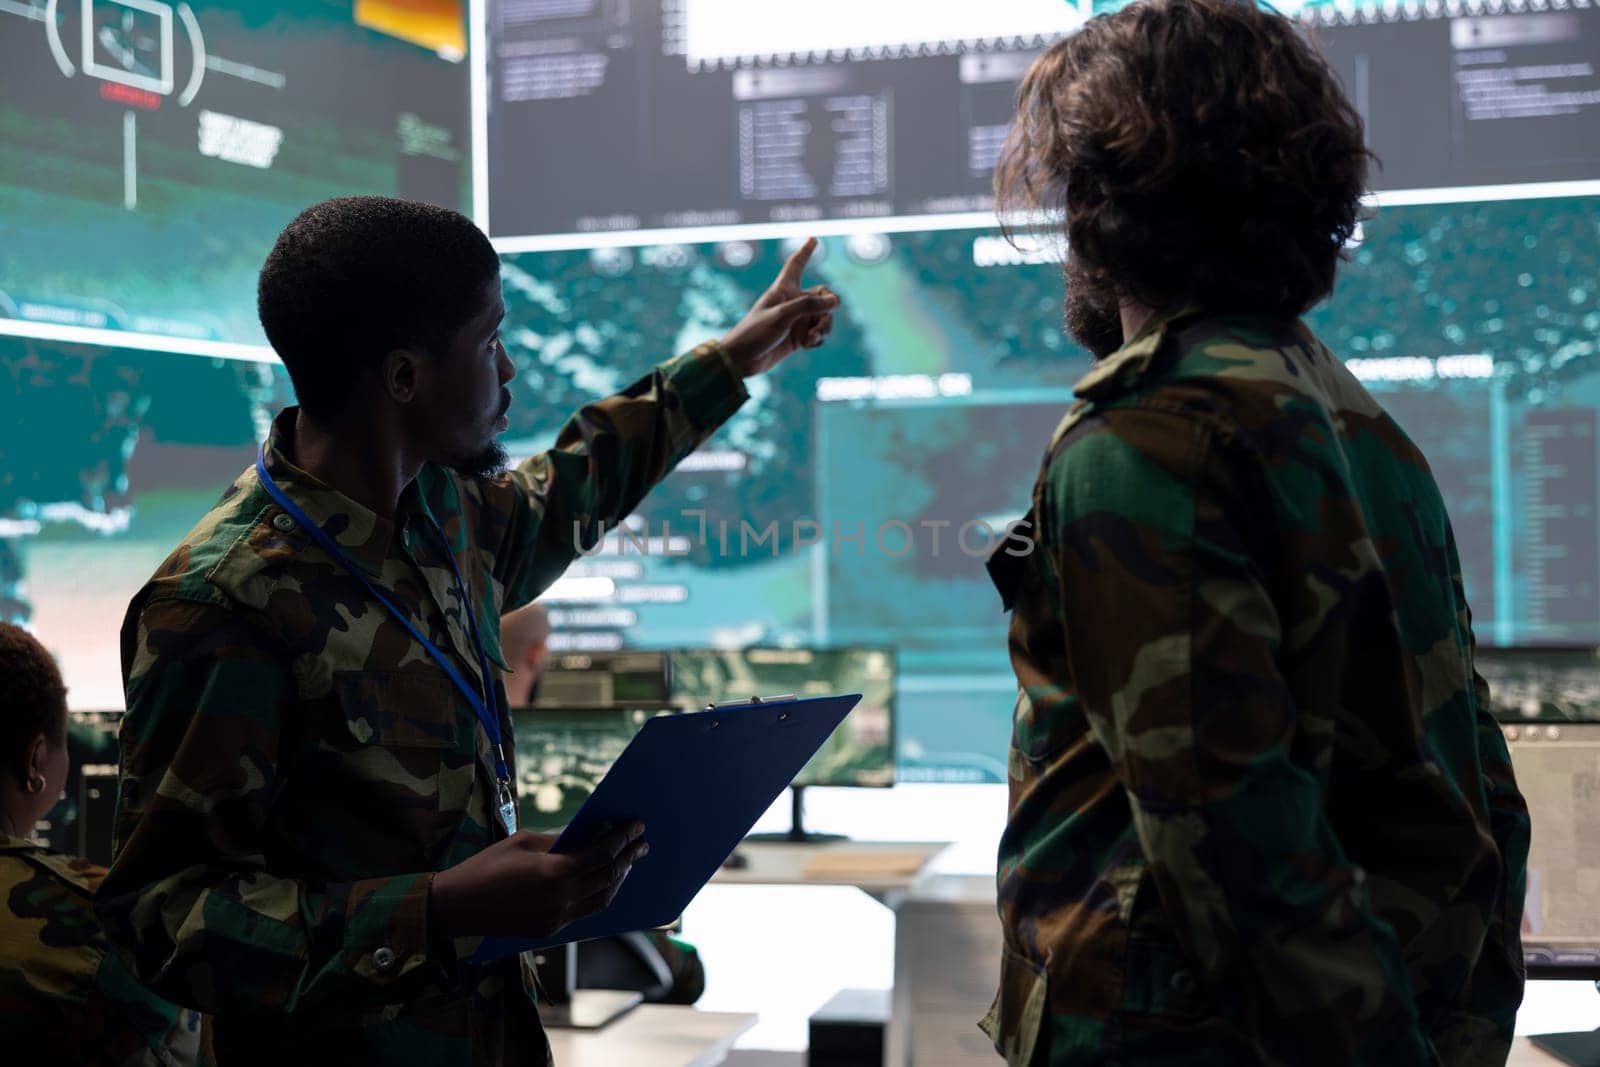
[257,407,445,581]
[1030,303,1204,462]
[1069,301,1206,404]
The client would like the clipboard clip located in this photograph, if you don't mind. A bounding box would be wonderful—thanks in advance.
[704,693,799,710]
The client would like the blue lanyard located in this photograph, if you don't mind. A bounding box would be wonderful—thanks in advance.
[254,450,510,784]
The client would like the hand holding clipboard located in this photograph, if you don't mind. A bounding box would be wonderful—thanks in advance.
[467,693,861,960]
[430,822,652,944]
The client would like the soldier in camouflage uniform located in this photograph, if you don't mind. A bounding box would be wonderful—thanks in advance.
[0,622,200,1064]
[982,2,1530,1064]
[96,198,837,1065]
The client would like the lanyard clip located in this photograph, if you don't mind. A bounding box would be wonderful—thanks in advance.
[495,776,519,837]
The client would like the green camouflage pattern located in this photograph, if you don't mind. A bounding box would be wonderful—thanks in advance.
[96,344,746,1065]
[983,312,1530,1066]
[1,834,201,1064]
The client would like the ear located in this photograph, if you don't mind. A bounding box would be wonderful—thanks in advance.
[24,733,48,789]
[381,348,424,405]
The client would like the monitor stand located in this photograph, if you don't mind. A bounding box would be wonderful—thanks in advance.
[743,785,847,844]
[534,942,644,1030]
[542,989,645,1030]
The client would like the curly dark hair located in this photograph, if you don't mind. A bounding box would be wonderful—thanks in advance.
[0,623,67,776]
[258,196,501,420]
[995,0,1370,317]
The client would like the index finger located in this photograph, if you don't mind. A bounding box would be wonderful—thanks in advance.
[570,821,644,872]
[778,236,818,287]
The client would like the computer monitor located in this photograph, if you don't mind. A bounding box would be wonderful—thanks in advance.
[1478,648,1600,979]
[511,705,674,834]
[1501,718,1600,979]
[1476,646,1600,722]
[669,647,894,789]
[532,651,673,709]
[668,646,895,840]
[35,710,122,866]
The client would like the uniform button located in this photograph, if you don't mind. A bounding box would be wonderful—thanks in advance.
[1169,969,1196,997]
[372,946,397,972]
[272,513,296,532]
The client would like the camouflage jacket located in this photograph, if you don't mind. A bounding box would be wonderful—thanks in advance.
[1,835,201,1064]
[97,344,746,1065]
[983,312,1530,1066]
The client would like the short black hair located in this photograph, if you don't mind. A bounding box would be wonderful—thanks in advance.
[0,623,67,776]
[258,196,501,418]
[996,0,1369,317]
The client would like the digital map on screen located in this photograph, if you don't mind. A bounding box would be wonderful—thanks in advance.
[6,193,1597,781]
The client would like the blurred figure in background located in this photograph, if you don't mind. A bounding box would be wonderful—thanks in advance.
[500,600,551,708]
[0,622,200,1065]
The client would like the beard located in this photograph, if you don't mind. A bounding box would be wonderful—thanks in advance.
[450,439,510,480]
[1063,257,1124,360]
[449,389,512,479]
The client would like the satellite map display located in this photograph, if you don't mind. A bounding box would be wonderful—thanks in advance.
[4,193,1598,782]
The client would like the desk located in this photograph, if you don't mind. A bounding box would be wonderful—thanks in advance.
[1511,1036,1566,1064]
[545,1005,756,1067]
[708,840,949,1062]
[709,839,950,901]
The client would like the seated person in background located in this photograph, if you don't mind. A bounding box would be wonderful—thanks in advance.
[984,1,1529,1063]
[0,622,199,1064]
[500,601,551,708]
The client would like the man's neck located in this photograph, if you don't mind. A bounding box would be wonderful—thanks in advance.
[289,408,419,519]
[1119,300,1156,344]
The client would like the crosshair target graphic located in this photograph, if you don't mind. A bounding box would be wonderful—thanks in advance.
[44,0,210,106]
[22,0,292,209]
[83,0,174,95]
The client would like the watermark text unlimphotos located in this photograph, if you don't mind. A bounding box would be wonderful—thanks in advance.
[574,511,1035,560]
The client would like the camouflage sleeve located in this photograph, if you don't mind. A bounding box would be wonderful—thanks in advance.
[98,597,452,1018]
[2,852,199,1066]
[1433,530,1530,1064]
[479,342,748,609]
[1044,408,1434,1066]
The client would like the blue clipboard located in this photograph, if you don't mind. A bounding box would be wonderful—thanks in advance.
[474,692,860,959]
